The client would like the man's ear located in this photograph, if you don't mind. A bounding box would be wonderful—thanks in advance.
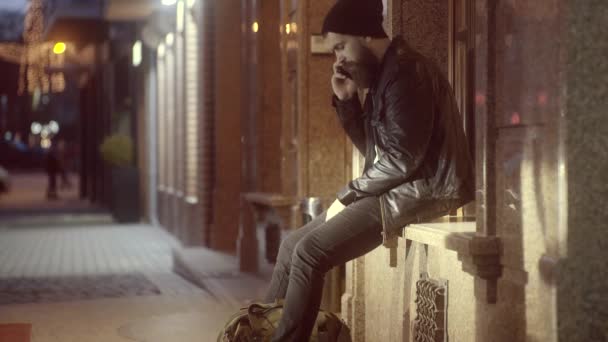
[358,36,372,47]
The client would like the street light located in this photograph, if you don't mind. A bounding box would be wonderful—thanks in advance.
[49,121,60,134]
[132,40,142,67]
[30,122,42,135]
[165,33,174,46]
[41,138,51,149]
[53,42,66,55]
[176,0,184,33]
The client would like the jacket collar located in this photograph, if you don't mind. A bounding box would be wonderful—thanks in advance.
[369,36,403,96]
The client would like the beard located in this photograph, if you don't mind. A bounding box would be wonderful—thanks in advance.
[342,47,380,89]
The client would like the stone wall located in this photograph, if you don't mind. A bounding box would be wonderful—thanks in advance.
[296,0,351,203]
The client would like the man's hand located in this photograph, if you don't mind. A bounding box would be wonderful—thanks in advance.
[331,60,357,101]
[325,199,346,222]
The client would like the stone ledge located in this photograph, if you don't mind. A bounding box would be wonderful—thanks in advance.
[242,192,300,229]
[242,192,299,207]
[403,221,502,303]
[240,192,300,272]
[403,221,477,249]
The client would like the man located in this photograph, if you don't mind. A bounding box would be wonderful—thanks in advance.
[265,0,474,340]
[45,139,60,200]
[56,139,73,190]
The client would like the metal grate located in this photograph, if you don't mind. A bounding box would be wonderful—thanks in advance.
[413,276,447,342]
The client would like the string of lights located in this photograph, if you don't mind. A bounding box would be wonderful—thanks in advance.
[0,43,24,64]
[0,0,68,95]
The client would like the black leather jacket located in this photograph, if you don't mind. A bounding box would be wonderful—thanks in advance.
[333,37,474,233]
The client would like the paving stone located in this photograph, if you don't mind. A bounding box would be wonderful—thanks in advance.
[0,220,238,341]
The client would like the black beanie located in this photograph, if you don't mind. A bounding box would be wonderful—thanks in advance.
[321,0,387,38]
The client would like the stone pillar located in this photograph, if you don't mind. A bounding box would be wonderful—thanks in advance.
[175,5,187,243]
[258,0,283,194]
[212,0,243,252]
[558,2,608,341]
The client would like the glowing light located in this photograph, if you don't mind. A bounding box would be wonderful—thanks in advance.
[41,138,51,149]
[252,22,259,33]
[285,23,290,34]
[537,91,548,106]
[176,1,185,32]
[158,43,166,57]
[13,0,66,95]
[41,128,49,139]
[475,92,486,105]
[49,120,60,134]
[53,42,66,55]
[165,33,174,46]
[50,73,65,93]
[31,122,42,134]
[510,112,521,125]
[290,22,297,34]
[162,0,177,5]
[32,88,41,108]
[0,43,23,64]
[4,132,12,141]
[132,40,142,67]
[187,0,196,8]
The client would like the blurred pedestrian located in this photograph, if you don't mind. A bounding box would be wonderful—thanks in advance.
[45,139,60,200]
[57,139,72,189]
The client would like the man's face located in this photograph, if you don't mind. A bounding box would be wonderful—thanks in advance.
[326,32,380,88]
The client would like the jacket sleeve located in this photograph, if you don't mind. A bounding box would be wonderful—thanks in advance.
[337,67,435,205]
[332,95,367,156]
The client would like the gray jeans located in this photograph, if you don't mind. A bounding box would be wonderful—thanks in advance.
[266,196,383,341]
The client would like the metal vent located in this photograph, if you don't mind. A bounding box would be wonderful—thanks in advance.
[413,275,447,342]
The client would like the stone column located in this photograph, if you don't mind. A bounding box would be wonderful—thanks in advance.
[258,0,283,194]
[558,2,608,341]
[212,0,243,252]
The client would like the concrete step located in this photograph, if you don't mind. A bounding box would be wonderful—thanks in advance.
[0,212,113,229]
[172,247,272,309]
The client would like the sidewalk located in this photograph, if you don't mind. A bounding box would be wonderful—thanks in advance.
[0,172,100,218]
[173,247,272,308]
[0,217,271,341]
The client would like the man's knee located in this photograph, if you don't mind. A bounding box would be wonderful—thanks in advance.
[276,231,300,266]
[291,235,329,271]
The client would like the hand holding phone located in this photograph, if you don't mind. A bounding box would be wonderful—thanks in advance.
[332,61,357,100]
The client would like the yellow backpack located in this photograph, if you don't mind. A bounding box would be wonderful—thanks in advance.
[217,299,352,342]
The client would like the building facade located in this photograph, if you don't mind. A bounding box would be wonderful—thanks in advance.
[113,0,608,340]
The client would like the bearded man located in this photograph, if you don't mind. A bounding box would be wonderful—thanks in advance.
[264,0,474,340]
